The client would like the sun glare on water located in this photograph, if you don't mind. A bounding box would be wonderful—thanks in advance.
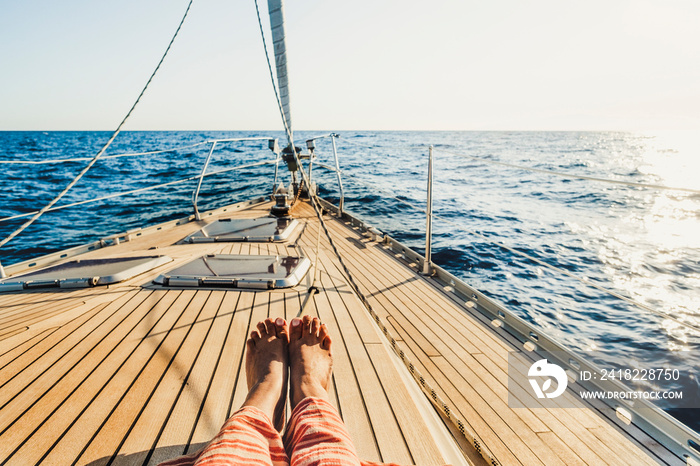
[610,131,700,347]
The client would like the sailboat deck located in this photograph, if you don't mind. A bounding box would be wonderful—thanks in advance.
[0,199,681,465]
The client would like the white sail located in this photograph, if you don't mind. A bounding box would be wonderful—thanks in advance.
[267,0,293,144]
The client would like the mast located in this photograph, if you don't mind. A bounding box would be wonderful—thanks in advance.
[267,0,294,146]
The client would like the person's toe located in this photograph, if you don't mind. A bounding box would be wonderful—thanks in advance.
[302,315,313,335]
[311,317,321,336]
[274,317,288,342]
[290,317,303,342]
[258,320,271,338]
[319,323,332,351]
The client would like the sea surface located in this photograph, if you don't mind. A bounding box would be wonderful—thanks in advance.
[1,130,699,431]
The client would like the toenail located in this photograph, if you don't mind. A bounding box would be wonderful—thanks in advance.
[292,319,300,327]
[276,317,285,326]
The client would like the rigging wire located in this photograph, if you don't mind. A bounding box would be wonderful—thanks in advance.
[339,137,700,195]
[440,148,700,195]
[253,6,499,459]
[0,0,195,250]
[0,137,271,165]
[254,0,293,147]
[295,177,501,465]
[0,160,277,224]
[0,142,210,165]
[314,163,700,336]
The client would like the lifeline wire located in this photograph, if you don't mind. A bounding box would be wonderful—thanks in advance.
[0,0,195,250]
[0,142,210,165]
[339,137,700,195]
[440,148,700,195]
[0,160,277,224]
[0,137,270,165]
[314,163,700,335]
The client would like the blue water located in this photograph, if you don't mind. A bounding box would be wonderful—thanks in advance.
[1,130,699,431]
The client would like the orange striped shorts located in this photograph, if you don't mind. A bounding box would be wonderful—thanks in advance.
[159,397,406,466]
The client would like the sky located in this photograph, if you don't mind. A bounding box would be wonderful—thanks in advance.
[0,0,699,131]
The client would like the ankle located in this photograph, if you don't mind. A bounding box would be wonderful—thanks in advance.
[292,378,329,407]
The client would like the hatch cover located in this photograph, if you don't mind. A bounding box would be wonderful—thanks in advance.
[186,217,301,243]
[0,256,173,292]
[153,254,311,290]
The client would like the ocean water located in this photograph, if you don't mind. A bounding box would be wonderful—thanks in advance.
[1,130,699,431]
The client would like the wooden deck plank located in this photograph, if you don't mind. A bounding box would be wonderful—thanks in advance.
[74,290,207,465]
[0,290,169,464]
[312,280,382,463]
[0,291,134,390]
[0,291,37,307]
[364,343,448,465]
[318,269,413,464]
[0,290,146,420]
[0,327,58,371]
[308,208,676,466]
[397,340,527,465]
[0,288,95,322]
[186,291,250,454]
[64,290,201,465]
[0,297,91,340]
[115,291,225,465]
[536,432,586,466]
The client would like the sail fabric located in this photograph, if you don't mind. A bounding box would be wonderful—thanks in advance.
[268,0,293,143]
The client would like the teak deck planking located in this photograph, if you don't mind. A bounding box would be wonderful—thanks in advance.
[0,199,683,466]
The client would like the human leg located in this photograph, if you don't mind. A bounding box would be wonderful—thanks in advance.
[284,316,361,466]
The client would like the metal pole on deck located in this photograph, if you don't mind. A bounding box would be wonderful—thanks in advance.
[331,134,344,215]
[422,145,433,275]
[192,141,217,221]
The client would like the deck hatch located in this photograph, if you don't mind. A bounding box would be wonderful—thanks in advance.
[153,254,311,289]
[0,255,172,292]
[186,217,300,243]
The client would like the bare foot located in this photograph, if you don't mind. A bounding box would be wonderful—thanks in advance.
[244,317,289,431]
[288,315,333,408]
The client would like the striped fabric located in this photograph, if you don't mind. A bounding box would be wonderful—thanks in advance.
[159,397,409,466]
[158,406,288,466]
[284,397,361,466]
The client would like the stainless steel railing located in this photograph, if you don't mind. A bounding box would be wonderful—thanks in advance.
[191,137,272,220]
[308,133,344,215]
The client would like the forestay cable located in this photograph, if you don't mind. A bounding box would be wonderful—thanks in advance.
[254,2,499,460]
[0,0,195,250]
[254,0,293,146]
